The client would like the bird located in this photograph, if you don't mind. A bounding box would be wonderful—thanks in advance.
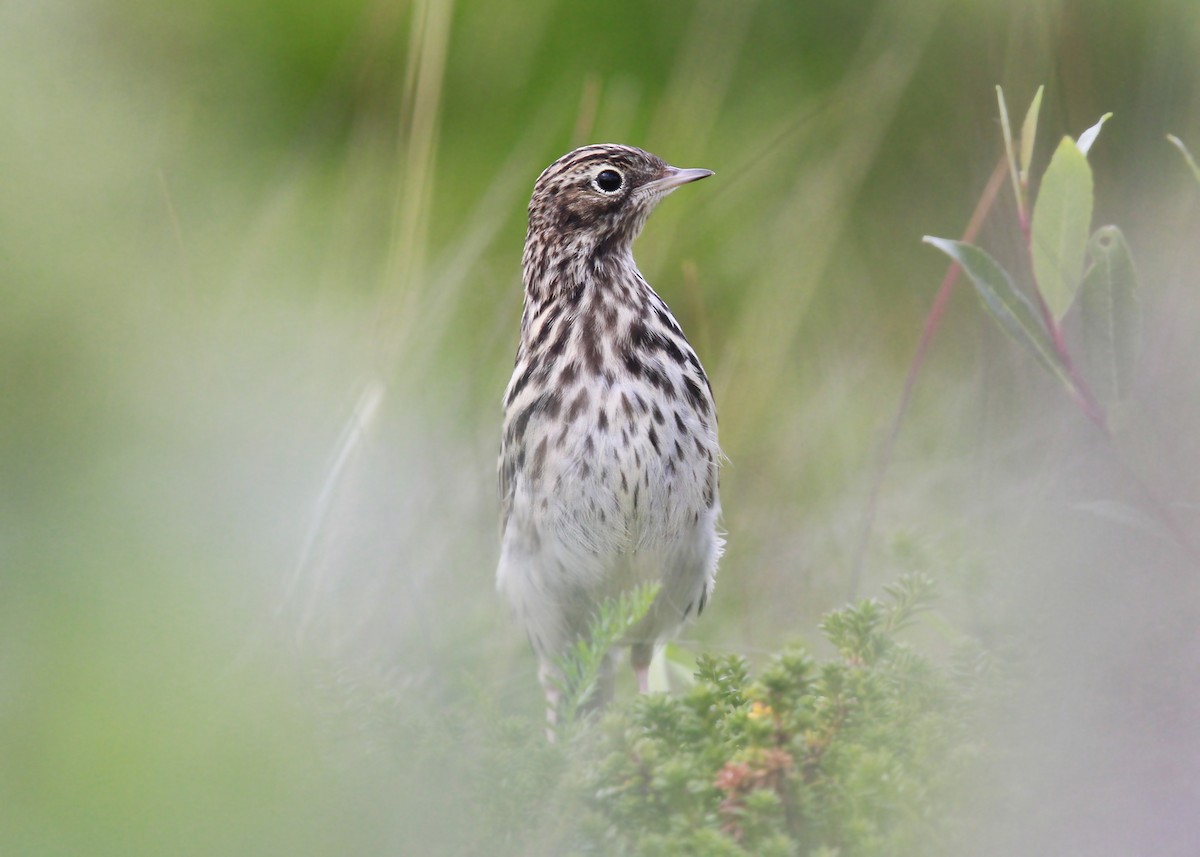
[496,143,722,724]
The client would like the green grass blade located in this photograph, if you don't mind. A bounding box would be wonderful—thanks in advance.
[1031,136,1095,321]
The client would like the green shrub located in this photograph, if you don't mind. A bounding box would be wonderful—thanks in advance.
[479,573,993,856]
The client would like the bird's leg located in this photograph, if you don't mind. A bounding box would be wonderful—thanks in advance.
[538,660,560,741]
[633,664,650,694]
[631,642,653,694]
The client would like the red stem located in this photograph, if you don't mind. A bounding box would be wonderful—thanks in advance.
[848,156,1009,600]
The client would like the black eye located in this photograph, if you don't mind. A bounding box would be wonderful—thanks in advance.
[594,169,623,193]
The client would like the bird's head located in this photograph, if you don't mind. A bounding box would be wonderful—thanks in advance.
[526,144,712,260]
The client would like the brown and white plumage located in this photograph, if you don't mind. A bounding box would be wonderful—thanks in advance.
[497,144,722,717]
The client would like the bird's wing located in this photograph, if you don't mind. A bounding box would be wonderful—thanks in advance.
[497,439,515,534]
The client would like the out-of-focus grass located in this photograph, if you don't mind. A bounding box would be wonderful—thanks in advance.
[3,0,1200,853]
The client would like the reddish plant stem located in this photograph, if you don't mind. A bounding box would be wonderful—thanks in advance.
[848,156,1009,600]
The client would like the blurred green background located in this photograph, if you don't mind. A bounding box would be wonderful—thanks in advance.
[3,0,1199,853]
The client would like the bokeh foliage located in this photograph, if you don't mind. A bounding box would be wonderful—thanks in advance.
[3,0,1199,854]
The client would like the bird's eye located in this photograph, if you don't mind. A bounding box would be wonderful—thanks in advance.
[594,169,623,193]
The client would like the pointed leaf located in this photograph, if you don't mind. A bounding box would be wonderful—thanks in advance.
[1031,136,1094,321]
[1076,112,1112,155]
[1019,85,1044,185]
[996,86,1022,215]
[1167,134,1200,187]
[1080,226,1141,405]
[923,237,1071,386]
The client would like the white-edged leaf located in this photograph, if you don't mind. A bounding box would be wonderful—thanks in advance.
[1167,134,1200,187]
[923,237,1071,386]
[1031,136,1094,321]
[1019,85,1044,185]
[1080,226,1141,405]
[1076,112,1112,155]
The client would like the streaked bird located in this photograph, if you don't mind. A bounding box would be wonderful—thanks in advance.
[497,144,722,724]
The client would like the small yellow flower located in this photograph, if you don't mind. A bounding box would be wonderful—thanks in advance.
[748,701,773,720]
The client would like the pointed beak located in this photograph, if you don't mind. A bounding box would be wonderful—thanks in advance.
[642,166,714,195]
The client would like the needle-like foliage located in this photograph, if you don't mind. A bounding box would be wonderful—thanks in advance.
[469,574,995,856]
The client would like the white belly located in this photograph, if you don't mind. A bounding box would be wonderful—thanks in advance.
[497,377,721,656]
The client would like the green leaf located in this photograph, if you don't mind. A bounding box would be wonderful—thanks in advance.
[1031,136,1094,321]
[923,237,1071,385]
[1018,85,1044,185]
[996,86,1022,215]
[1167,134,1200,187]
[1080,226,1141,405]
[1076,112,1112,156]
